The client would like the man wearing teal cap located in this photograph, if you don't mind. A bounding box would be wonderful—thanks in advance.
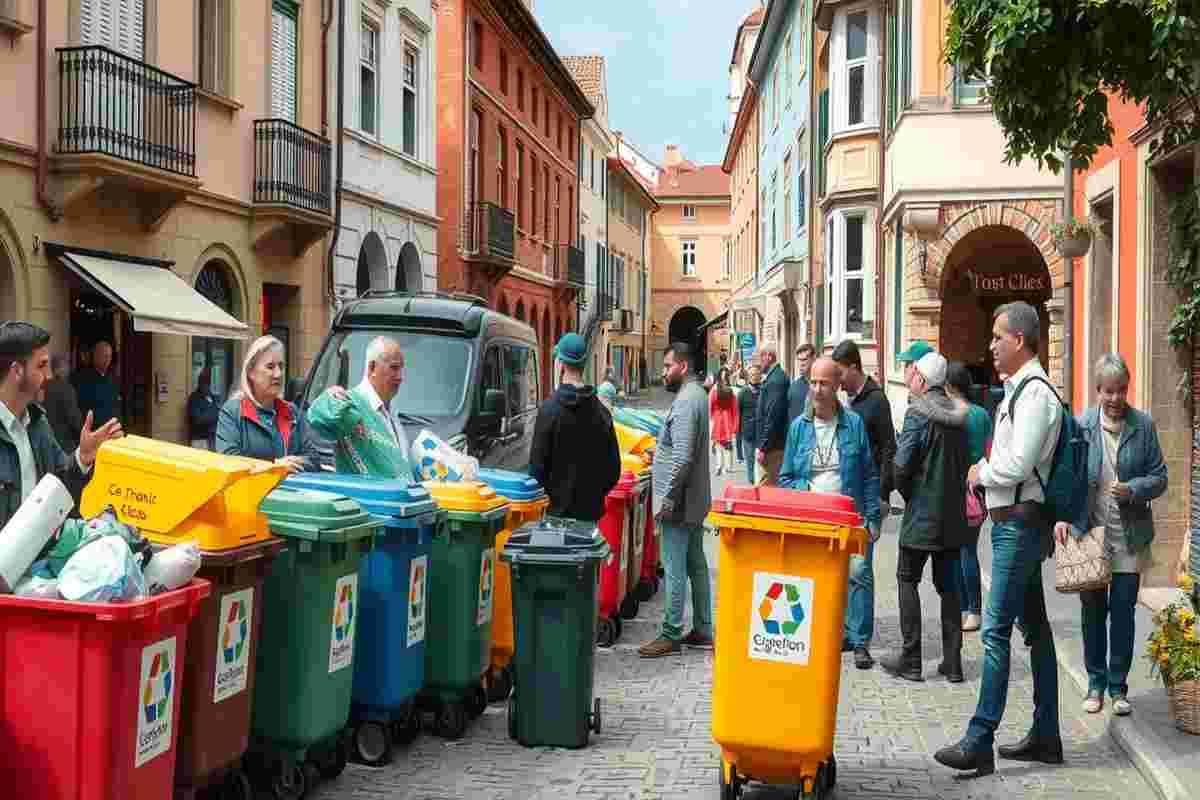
[897,340,934,383]
[529,332,621,522]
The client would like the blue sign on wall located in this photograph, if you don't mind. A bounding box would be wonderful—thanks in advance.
[737,332,756,350]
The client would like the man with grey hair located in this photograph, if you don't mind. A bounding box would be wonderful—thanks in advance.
[72,340,119,427]
[308,336,415,478]
[43,353,83,453]
[755,343,791,484]
[936,300,1064,776]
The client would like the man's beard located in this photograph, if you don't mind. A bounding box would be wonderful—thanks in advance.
[664,374,682,393]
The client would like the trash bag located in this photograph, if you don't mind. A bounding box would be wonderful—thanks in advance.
[411,429,480,482]
[45,506,152,578]
[58,535,147,603]
[143,542,202,595]
[14,574,60,599]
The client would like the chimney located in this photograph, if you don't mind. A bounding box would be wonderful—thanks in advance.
[664,143,682,167]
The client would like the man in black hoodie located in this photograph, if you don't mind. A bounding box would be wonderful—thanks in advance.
[529,333,621,522]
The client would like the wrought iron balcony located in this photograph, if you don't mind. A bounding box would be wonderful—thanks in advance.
[56,46,197,177]
[254,119,332,215]
[555,244,585,287]
[464,201,516,264]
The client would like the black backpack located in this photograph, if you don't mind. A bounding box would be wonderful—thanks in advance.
[1008,375,1089,531]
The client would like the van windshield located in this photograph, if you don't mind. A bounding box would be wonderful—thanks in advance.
[305,331,473,418]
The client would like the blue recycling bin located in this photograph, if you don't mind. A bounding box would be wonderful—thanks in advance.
[282,473,443,767]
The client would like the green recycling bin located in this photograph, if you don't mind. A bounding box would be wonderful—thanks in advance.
[248,487,380,799]
[501,516,610,749]
[420,481,510,740]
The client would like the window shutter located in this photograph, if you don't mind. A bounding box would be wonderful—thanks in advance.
[271,3,298,122]
[80,0,144,58]
[866,10,881,126]
[829,13,846,132]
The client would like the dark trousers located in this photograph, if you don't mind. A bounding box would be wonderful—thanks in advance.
[897,545,963,671]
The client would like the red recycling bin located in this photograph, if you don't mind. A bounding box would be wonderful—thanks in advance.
[0,579,211,800]
[639,480,660,598]
[596,471,636,647]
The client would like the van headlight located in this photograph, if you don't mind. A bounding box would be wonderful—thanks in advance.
[448,434,469,454]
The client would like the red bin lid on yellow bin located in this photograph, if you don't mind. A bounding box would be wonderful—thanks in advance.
[608,471,637,499]
[712,484,863,528]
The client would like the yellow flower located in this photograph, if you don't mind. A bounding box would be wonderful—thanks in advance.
[1180,574,1195,594]
[1186,628,1199,644]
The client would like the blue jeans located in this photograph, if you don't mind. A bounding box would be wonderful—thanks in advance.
[735,433,743,463]
[966,519,1059,750]
[957,525,983,615]
[741,435,756,483]
[1081,572,1141,698]
[660,520,713,641]
[843,537,875,648]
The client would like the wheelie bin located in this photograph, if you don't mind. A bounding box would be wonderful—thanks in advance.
[621,457,651,620]
[475,467,549,703]
[596,471,636,647]
[420,480,510,739]
[174,540,286,800]
[614,421,656,460]
[707,485,866,800]
[250,487,380,799]
[501,517,610,749]
[637,474,661,602]
[0,580,211,800]
[282,473,444,767]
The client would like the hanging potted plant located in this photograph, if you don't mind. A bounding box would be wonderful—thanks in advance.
[1049,218,1094,258]
[1146,572,1200,735]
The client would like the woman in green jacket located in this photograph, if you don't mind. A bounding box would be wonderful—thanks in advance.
[946,362,992,633]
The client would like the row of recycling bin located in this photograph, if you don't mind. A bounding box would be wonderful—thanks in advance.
[0,430,660,800]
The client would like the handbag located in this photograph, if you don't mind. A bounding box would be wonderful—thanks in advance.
[965,485,986,527]
[1054,525,1111,593]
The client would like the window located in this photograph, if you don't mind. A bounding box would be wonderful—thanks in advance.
[543,165,551,241]
[402,45,419,156]
[515,140,525,228]
[682,204,696,220]
[723,236,732,281]
[270,1,298,121]
[496,126,508,208]
[887,0,912,131]
[544,96,550,136]
[530,154,539,235]
[817,89,829,195]
[770,173,778,251]
[359,20,378,135]
[532,87,539,125]
[590,147,595,190]
[468,108,481,211]
[760,190,768,264]
[682,240,697,276]
[796,131,808,233]
[197,0,230,96]
[567,186,574,239]
[826,209,875,339]
[557,114,563,150]
[81,0,145,57]
[471,20,483,70]
[499,51,508,94]
[846,11,868,126]
[893,223,905,370]
[517,69,525,110]
[783,155,792,244]
[954,62,990,106]
[505,344,540,415]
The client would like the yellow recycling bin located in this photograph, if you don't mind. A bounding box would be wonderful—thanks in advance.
[708,485,866,800]
[614,422,656,459]
[80,435,289,550]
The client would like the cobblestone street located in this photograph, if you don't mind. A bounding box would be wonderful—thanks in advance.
[310,390,1158,800]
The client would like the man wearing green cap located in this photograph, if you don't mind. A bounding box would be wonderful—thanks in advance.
[897,340,934,383]
[529,332,621,522]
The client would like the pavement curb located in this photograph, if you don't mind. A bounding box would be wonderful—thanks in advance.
[980,572,1190,800]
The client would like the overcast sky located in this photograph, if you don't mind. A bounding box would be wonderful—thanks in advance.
[536,0,763,167]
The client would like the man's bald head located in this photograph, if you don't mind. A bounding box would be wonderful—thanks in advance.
[809,357,842,420]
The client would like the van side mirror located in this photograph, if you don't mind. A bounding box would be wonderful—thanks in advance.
[479,388,506,433]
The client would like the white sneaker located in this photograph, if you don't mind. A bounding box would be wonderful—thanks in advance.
[962,613,982,632]
[1113,695,1133,716]
[1082,690,1104,714]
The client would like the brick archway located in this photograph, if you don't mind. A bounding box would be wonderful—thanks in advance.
[922,200,1065,292]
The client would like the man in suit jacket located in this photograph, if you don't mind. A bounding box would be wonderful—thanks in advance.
[755,343,791,485]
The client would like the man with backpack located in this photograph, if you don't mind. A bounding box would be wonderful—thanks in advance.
[936,301,1082,777]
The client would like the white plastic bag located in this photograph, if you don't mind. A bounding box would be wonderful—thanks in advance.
[14,575,60,599]
[411,429,479,482]
[143,542,202,594]
[58,536,147,602]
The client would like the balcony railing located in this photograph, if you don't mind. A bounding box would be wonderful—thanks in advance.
[464,201,516,263]
[555,244,585,287]
[254,119,332,215]
[57,45,197,177]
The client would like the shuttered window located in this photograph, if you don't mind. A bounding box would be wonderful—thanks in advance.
[80,0,145,58]
[271,1,298,122]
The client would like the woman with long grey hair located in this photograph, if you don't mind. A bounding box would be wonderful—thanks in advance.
[1055,352,1167,717]
[215,335,315,473]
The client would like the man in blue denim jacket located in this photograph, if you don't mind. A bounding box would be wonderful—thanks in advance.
[779,357,882,669]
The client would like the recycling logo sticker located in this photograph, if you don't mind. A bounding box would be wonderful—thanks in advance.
[476,548,495,626]
[407,555,428,647]
[213,588,253,703]
[748,572,814,666]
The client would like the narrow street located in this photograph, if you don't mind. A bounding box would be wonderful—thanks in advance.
[310,391,1158,800]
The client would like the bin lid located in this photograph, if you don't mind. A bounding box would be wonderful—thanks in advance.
[281,473,439,520]
[620,452,650,477]
[614,422,655,454]
[712,484,863,527]
[607,471,637,501]
[79,435,288,538]
[261,487,381,542]
[475,468,546,502]
[422,481,510,517]
[499,516,610,565]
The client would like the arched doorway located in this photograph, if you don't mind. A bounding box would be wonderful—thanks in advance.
[938,224,1052,390]
[396,241,422,292]
[192,261,241,402]
[0,241,16,322]
[668,305,708,377]
[356,232,388,296]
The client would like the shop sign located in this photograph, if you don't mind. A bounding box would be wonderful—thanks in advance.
[965,268,1048,294]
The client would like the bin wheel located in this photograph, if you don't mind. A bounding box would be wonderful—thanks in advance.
[620,594,639,620]
[590,698,602,733]
[596,617,618,647]
[486,666,513,703]
[718,759,740,800]
[302,761,322,795]
[466,685,489,718]
[635,578,654,602]
[798,765,827,800]
[826,755,836,789]
[317,738,349,780]
[220,768,254,800]
[392,710,422,746]
[507,694,518,740]
[352,721,393,767]
[271,763,306,800]
[436,702,468,740]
